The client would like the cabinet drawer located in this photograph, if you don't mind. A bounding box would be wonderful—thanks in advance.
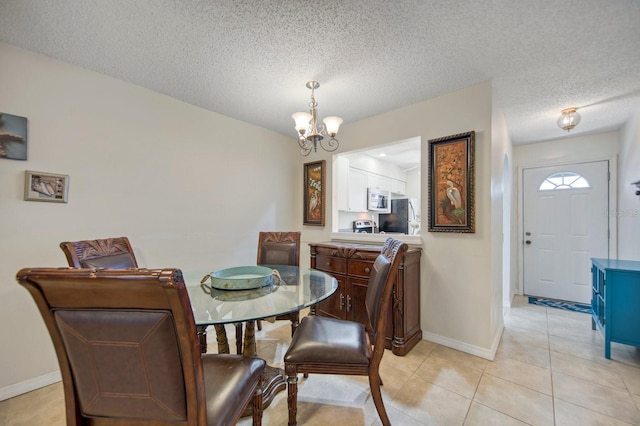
[348,260,375,278]
[315,254,347,274]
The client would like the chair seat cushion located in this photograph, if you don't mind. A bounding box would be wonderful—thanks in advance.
[284,316,371,365]
[202,354,265,426]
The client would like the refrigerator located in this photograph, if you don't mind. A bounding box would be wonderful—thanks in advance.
[378,198,420,235]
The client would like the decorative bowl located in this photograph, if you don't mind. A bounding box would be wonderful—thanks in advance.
[206,265,275,290]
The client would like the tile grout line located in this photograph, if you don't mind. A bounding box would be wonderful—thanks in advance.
[545,306,558,425]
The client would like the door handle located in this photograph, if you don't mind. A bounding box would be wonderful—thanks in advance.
[346,295,352,312]
[339,293,344,311]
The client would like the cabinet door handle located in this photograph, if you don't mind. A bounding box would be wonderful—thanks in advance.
[346,295,352,312]
[364,267,371,273]
[339,293,344,311]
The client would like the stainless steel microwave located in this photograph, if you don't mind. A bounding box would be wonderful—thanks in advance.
[367,188,391,212]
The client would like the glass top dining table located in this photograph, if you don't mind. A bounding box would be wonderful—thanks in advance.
[186,265,338,327]
[186,265,337,415]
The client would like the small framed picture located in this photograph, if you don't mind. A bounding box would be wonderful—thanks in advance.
[24,170,69,203]
[303,160,325,226]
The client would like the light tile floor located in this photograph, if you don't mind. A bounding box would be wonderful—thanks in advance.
[3,296,640,425]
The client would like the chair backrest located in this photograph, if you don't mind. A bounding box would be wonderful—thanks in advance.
[256,231,301,267]
[16,267,207,425]
[364,238,408,350]
[59,236,138,269]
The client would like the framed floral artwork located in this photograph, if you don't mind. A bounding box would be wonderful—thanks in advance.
[303,160,325,226]
[428,131,475,233]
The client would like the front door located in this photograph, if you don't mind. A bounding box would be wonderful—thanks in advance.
[523,161,609,304]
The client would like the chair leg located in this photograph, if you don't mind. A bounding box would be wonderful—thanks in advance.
[369,374,390,426]
[234,323,243,354]
[252,383,264,426]
[196,325,208,354]
[289,311,300,337]
[257,319,262,331]
[286,366,298,426]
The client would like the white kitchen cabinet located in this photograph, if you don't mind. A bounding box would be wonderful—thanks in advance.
[337,164,405,212]
[367,173,391,191]
[335,156,350,211]
[347,168,368,212]
[391,179,406,195]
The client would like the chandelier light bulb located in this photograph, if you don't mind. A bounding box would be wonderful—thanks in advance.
[323,116,343,136]
[292,112,312,135]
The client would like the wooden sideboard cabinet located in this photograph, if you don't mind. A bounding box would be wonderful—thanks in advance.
[591,258,640,359]
[309,242,422,356]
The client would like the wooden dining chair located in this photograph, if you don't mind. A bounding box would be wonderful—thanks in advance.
[256,231,301,268]
[283,237,408,426]
[59,236,228,355]
[16,267,266,426]
[59,236,138,269]
[233,231,302,356]
[255,231,301,334]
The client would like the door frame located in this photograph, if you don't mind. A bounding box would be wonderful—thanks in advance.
[517,156,618,296]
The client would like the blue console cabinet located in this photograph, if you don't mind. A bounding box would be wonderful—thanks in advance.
[591,258,640,358]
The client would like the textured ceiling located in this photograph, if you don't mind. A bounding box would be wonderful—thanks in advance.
[1,0,639,146]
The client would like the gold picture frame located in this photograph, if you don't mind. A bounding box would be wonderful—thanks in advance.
[428,131,475,233]
[303,160,325,226]
[24,170,69,203]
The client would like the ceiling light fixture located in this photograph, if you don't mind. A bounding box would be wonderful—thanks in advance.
[292,81,342,156]
[557,107,581,132]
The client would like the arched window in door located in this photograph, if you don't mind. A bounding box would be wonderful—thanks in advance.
[539,172,591,191]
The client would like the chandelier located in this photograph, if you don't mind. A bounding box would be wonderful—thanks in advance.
[292,81,343,156]
[557,107,581,132]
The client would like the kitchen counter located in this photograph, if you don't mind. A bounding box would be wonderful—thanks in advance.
[331,231,422,246]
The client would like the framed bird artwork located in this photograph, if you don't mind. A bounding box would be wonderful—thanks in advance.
[303,160,325,226]
[427,131,475,233]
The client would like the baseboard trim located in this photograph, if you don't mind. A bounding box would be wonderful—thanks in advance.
[422,325,503,361]
[0,370,61,401]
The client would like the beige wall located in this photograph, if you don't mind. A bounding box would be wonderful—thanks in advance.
[301,81,504,358]
[619,110,640,260]
[0,42,298,397]
[491,99,513,334]
[1,42,509,398]
[514,132,620,169]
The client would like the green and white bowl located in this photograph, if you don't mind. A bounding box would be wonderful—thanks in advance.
[208,265,275,290]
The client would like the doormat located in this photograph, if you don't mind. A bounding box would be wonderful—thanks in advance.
[528,297,590,314]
